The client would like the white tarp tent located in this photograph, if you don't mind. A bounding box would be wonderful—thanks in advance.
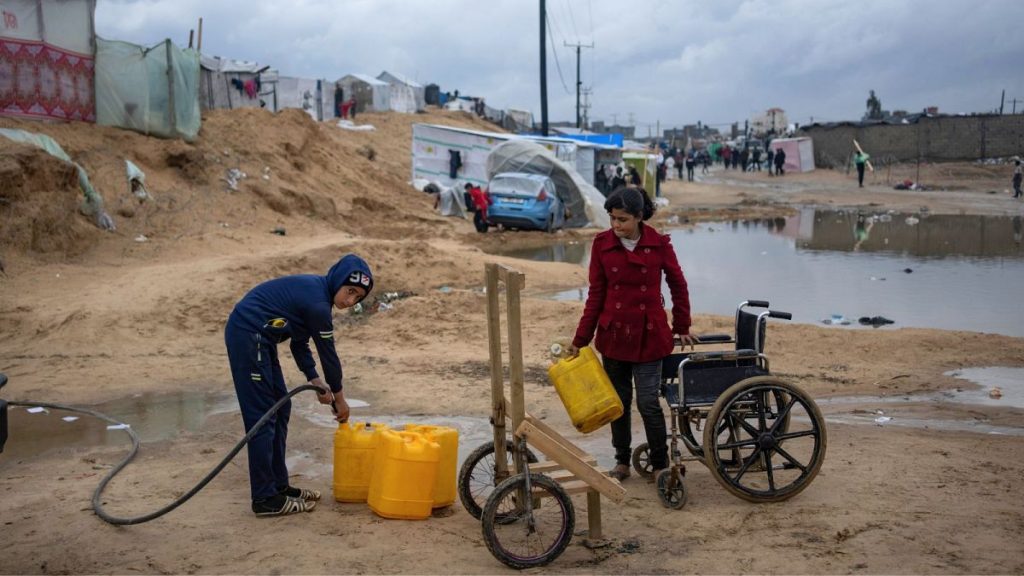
[274,76,336,120]
[377,71,425,113]
[199,55,274,111]
[769,137,815,173]
[486,140,610,229]
[336,74,390,113]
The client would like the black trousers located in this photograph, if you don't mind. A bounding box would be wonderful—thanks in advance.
[603,356,667,468]
[857,163,866,187]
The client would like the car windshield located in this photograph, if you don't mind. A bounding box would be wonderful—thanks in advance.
[490,177,544,197]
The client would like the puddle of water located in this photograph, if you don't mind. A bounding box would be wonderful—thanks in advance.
[1,391,239,461]
[489,208,1024,337]
[823,413,1023,436]
[945,367,1024,407]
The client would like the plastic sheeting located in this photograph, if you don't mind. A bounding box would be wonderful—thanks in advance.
[95,38,201,141]
[769,137,816,173]
[0,0,96,122]
[0,128,114,230]
[486,140,609,229]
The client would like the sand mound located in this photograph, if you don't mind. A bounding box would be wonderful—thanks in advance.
[0,107,504,262]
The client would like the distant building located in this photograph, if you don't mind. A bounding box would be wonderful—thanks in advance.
[589,120,635,139]
[662,122,719,142]
[752,107,788,136]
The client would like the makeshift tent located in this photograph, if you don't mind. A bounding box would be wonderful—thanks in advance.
[622,152,658,197]
[0,0,96,122]
[95,37,201,141]
[486,139,610,229]
[335,74,390,114]
[199,55,274,111]
[274,76,325,120]
[377,71,425,113]
[769,137,815,173]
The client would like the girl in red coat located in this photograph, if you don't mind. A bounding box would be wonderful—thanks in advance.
[567,186,698,481]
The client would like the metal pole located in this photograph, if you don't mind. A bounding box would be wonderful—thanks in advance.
[575,44,581,128]
[540,0,548,136]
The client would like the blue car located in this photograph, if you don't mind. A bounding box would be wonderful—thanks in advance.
[486,173,565,232]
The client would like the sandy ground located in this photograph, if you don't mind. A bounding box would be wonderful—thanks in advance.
[1,109,1023,575]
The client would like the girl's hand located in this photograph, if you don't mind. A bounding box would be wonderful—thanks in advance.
[679,334,700,350]
[566,344,580,358]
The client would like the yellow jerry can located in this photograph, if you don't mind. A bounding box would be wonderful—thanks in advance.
[547,345,623,433]
[404,424,459,508]
[333,422,389,502]
[367,430,440,520]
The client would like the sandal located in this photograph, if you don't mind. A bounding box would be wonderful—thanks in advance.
[609,463,631,481]
[253,494,317,517]
[281,486,322,501]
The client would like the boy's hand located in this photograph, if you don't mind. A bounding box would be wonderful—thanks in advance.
[332,391,350,423]
[310,378,334,405]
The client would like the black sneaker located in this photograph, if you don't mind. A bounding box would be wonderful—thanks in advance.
[252,494,316,516]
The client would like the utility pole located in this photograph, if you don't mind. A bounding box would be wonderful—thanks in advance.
[564,41,593,129]
[1000,89,1005,115]
[1011,98,1021,114]
[539,0,548,136]
[581,86,592,129]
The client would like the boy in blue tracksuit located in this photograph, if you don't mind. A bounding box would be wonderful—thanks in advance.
[225,254,373,516]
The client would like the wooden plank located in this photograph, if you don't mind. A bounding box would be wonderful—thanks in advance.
[524,414,591,460]
[529,459,597,473]
[587,491,603,541]
[484,264,508,476]
[495,264,526,290]
[506,270,526,444]
[516,421,626,503]
[853,139,875,172]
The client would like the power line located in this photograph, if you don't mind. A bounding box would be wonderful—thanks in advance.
[564,0,580,41]
[545,12,572,95]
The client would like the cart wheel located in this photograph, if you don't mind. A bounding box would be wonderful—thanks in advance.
[655,468,687,510]
[631,443,653,477]
[704,376,826,503]
[458,440,539,520]
[481,473,575,569]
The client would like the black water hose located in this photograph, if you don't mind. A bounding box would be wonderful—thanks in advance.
[9,383,322,525]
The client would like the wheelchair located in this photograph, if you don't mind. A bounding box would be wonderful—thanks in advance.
[629,300,827,509]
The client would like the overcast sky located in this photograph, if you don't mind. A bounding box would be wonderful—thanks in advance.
[96,0,1024,132]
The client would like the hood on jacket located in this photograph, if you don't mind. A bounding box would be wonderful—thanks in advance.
[326,254,374,299]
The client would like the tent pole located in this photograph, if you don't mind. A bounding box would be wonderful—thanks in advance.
[197,17,203,53]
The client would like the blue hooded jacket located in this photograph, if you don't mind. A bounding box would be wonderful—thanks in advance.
[226,254,373,393]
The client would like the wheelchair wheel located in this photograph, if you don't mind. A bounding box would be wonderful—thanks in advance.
[631,443,654,477]
[458,440,539,520]
[481,473,575,569]
[704,376,826,503]
[655,468,687,510]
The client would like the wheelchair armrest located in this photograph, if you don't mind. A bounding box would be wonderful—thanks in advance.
[674,333,734,347]
[684,349,760,363]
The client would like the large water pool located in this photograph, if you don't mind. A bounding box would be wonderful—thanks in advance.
[491,208,1024,337]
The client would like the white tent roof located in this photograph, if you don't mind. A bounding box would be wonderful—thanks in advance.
[337,73,389,87]
[377,71,423,88]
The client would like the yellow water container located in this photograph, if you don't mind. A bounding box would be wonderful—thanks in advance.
[405,424,459,508]
[333,422,389,502]
[368,430,440,520]
[548,345,624,433]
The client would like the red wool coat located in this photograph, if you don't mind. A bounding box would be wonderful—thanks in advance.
[572,224,691,363]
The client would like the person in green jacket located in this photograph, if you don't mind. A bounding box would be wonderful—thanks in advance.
[854,151,871,188]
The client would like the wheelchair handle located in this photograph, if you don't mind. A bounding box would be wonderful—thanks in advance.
[769,310,792,320]
[746,300,770,308]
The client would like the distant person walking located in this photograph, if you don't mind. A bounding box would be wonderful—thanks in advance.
[766,148,775,176]
[1012,158,1022,199]
[774,147,786,176]
[721,146,732,169]
[855,150,871,188]
[685,151,696,182]
[752,148,762,171]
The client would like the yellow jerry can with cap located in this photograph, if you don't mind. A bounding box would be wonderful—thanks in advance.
[333,422,389,502]
[404,424,458,508]
[547,345,623,433]
[368,430,440,520]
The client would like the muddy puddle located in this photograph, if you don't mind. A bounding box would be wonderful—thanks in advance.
[488,208,1024,337]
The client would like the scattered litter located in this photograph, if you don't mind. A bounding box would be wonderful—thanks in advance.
[219,222,230,228]
[877,214,892,223]
[336,119,376,131]
[822,314,851,326]
[347,399,370,408]
[858,316,895,327]
[350,302,364,315]
[223,168,246,191]
[870,276,886,281]
[653,197,670,207]
[62,416,79,422]
[379,291,414,303]
[903,268,913,274]
[134,234,148,242]
[989,387,1003,399]
[26,407,48,414]
[905,216,920,226]
[438,286,452,294]
[874,416,892,425]
[271,227,286,236]
[376,302,394,313]
[262,166,271,181]
[106,423,131,430]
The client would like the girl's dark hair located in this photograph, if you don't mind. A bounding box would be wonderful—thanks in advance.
[604,186,655,221]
